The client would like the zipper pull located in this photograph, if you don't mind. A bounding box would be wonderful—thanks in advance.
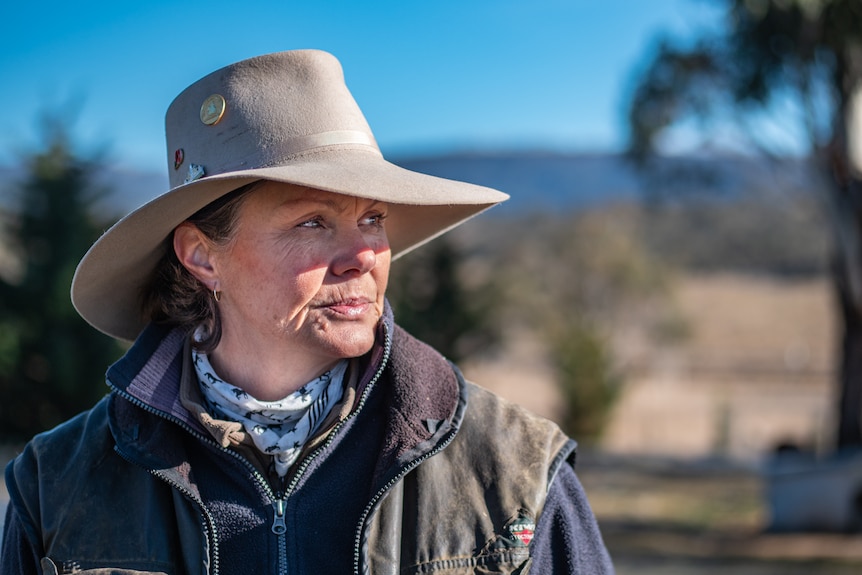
[272,497,287,535]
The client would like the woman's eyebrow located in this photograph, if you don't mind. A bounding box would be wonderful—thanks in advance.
[281,197,384,212]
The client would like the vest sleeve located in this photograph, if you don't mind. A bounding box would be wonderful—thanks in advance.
[530,463,615,574]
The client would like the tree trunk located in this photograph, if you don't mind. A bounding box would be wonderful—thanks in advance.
[837,251,862,448]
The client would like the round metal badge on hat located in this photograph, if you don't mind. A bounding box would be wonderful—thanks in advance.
[200,94,226,125]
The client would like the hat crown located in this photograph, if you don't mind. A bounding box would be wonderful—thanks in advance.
[165,50,377,189]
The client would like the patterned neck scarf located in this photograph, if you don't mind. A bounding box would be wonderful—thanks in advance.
[192,349,347,476]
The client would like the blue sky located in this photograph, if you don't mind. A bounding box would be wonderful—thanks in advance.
[1,0,721,174]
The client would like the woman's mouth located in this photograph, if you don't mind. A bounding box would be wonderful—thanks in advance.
[320,299,372,317]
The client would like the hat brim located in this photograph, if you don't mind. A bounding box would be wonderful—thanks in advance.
[71,147,508,341]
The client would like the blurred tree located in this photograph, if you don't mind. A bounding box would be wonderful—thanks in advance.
[548,321,620,443]
[387,236,501,364]
[626,0,862,449]
[488,210,675,442]
[0,120,122,440]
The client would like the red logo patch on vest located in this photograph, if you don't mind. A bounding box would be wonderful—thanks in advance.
[506,515,536,547]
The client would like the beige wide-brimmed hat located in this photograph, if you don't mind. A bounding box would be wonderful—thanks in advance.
[71,49,508,342]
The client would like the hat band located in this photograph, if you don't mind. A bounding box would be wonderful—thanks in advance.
[286,129,378,153]
[227,129,382,172]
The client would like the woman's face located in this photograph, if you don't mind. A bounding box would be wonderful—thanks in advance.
[184,182,391,377]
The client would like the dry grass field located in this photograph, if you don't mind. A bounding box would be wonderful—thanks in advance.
[604,272,837,460]
[465,271,838,460]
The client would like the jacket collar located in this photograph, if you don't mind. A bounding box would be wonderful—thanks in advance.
[106,301,464,485]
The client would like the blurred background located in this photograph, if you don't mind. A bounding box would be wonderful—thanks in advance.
[3,0,862,572]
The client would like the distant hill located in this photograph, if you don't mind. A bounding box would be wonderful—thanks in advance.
[391,151,822,212]
[393,152,642,211]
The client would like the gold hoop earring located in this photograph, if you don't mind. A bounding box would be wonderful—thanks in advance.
[212,288,222,302]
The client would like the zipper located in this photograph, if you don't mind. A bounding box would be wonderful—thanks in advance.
[272,494,288,574]
[269,322,391,574]
[272,497,287,534]
[351,423,459,575]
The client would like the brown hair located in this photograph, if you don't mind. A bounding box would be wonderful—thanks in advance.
[140,180,263,352]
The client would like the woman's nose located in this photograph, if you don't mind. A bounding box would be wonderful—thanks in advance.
[331,230,378,277]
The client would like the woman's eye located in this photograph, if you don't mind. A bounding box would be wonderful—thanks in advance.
[298,216,324,228]
[362,213,387,227]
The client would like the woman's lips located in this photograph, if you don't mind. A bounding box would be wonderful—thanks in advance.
[319,298,372,317]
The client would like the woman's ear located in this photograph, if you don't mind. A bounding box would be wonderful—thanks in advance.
[173,222,219,286]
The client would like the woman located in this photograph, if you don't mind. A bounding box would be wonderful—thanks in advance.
[2,50,613,574]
